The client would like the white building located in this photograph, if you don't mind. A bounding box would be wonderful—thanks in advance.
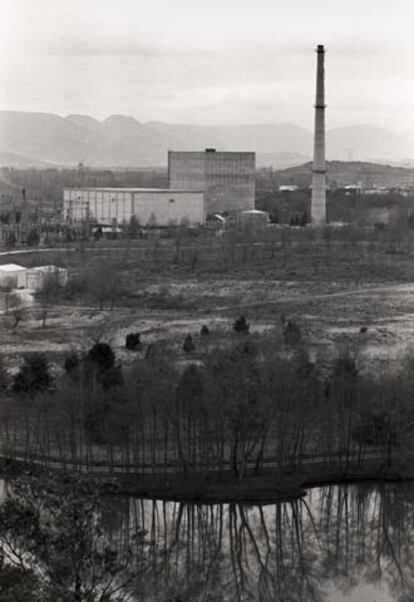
[63,188,205,227]
[17,265,68,291]
[0,263,27,288]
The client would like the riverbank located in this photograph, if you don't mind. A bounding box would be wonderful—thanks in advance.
[111,460,411,504]
[2,456,410,504]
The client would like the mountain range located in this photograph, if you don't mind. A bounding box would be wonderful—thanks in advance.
[0,111,412,169]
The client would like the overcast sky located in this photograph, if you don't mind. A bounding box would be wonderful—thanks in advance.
[0,0,413,136]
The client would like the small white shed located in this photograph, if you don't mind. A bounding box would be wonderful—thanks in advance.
[0,263,27,288]
[17,265,68,290]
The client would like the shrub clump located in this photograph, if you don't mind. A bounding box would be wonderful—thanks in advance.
[87,342,115,371]
[13,355,53,396]
[233,316,250,334]
[64,351,79,374]
[183,334,195,353]
[283,320,302,345]
[125,332,141,351]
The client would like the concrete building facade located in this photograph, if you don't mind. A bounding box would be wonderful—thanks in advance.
[63,188,205,227]
[168,149,255,215]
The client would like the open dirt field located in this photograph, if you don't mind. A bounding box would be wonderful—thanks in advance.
[1,278,414,374]
[2,237,414,373]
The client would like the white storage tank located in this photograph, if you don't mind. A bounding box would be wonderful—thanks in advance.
[240,209,269,228]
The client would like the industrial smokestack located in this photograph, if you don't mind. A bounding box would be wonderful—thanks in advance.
[311,44,326,226]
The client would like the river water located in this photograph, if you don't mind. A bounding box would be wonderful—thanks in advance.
[96,482,412,601]
[2,480,413,601]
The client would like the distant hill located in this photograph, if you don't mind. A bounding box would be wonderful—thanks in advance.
[274,161,414,188]
[257,151,311,169]
[0,111,412,168]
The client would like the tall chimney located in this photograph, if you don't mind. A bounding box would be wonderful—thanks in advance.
[311,44,326,226]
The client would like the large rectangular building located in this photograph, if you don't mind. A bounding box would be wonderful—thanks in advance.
[168,149,255,215]
[63,188,205,227]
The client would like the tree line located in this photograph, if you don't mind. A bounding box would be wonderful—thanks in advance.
[2,335,414,478]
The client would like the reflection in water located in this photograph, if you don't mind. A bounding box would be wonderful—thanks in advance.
[102,483,414,601]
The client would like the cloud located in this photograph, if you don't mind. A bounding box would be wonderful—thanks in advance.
[0,0,413,136]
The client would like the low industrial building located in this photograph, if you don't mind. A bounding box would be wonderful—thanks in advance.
[63,188,205,227]
[17,265,68,290]
[168,149,256,215]
[0,263,27,288]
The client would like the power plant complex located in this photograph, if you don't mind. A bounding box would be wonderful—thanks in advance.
[64,149,256,226]
[64,45,326,229]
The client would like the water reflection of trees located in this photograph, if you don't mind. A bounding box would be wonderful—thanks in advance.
[107,484,414,601]
[315,484,414,601]
[3,480,414,600]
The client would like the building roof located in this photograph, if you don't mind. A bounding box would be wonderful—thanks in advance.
[64,187,204,193]
[0,263,26,272]
[168,150,256,157]
[31,265,66,273]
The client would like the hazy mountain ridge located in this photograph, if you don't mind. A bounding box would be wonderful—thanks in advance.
[0,111,412,168]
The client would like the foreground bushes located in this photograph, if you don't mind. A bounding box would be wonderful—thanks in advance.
[0,474,138,602]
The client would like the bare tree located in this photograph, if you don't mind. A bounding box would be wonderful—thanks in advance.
[6,292,25,331]
[37,269,62,328]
